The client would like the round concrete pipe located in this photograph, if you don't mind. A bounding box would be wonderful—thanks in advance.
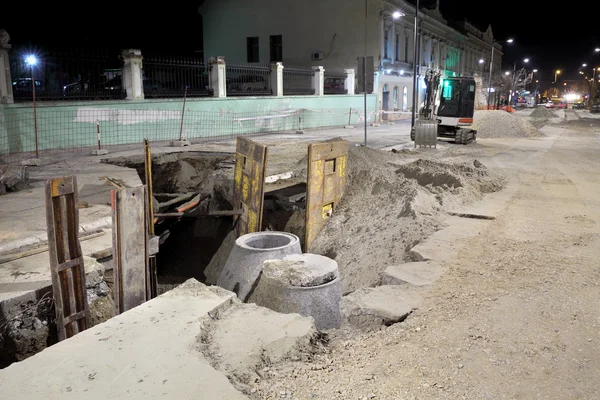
[248,254,343,330]
[216,231,301,301]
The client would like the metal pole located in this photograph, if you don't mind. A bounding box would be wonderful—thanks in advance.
[364,0,368,147]
[96,120,101,151]
[179,86,188,141]
[31,67,39,159]
[487,44,494,110]
[410,0,419,130]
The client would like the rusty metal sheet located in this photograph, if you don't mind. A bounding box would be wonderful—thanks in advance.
[45,176,90,341]
[232,137,268,236]
[305,140,348,251]
[112,185,149,314]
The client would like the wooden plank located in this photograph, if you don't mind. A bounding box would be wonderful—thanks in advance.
[45,176,90,341]
[144,139,158,299]
[232,137,268,237]
[305,140,349,251]
[112,185,149,314]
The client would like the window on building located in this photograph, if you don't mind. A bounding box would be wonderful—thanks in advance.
[395,33,400,61]
[393,86,398,110]
[404,33,409,62]
[402,86,408,111]
[384,30,389,59]
[270,35,283,62]
[247,37,259,63]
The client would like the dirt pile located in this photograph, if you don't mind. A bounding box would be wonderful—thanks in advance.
[530,106,557,119]
[309,146,504,294]
[472,110,543,138]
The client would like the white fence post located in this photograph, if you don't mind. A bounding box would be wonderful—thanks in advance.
[121,49,144,100]
[312,66,324,96]
[209,56,226,98]
[271,62,283,97]
[0,30,14,104]
[344,69,355,95]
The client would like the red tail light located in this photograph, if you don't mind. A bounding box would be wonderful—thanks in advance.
[458,118,473,123]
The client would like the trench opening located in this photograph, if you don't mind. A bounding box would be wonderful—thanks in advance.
[104,152,239,290]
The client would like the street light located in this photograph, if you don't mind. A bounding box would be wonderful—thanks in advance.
[505,71,510,75]
[596,48,600,52]
[25,54,39,159]
[523,58,529,63]
[487,37,514,109]
[583,63,587,67]
[478,59,484,64]
[391,11,403,19]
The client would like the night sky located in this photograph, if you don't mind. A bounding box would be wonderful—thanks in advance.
[2,1,596,83]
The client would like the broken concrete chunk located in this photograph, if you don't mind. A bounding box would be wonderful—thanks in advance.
[381,261,446,287]
[263,253,339,287]
[0,165,29,193]
[341,285,424,329]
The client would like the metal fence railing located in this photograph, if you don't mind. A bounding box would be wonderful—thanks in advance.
[324,72,348,95]
[283,66,314,96]
[142,55,213,98]
[0,107,377,165]
[9,47,124,101]
[226,64,272,96]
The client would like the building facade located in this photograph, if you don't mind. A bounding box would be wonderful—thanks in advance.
[198,0,503,112]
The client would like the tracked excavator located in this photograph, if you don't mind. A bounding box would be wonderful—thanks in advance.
[411,69,477,145]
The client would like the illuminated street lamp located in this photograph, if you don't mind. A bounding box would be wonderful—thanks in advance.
[596,48,600,52]
[505,71,510,75]
[583,63,587,67]
[25,54,39,159]
[479,59,484,64]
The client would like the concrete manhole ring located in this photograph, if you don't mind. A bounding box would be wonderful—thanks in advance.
[216,231,302,301]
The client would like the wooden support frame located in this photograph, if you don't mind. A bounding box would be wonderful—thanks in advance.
[305,140,349,251]
[112,185,149,315]
[144,138,158,299]
[45,176,91,341]
[232,137,268,237]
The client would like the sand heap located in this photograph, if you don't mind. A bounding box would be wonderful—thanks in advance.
[471,110,543,138]
[309,146,504,294]
[530,106,557,120]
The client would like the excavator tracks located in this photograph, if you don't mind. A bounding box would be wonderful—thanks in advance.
[455,129,477,145]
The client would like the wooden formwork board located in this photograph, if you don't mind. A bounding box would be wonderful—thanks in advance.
[305,140,348,251]
[112,185,149,314]
[232,137,268,237]
[45,176,91,341]
[144,138,158,299]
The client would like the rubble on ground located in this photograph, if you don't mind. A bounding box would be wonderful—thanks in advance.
[471,110,544,138]
[0,165,29,195]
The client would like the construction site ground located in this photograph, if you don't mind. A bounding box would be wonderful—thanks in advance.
[1,108,600,399]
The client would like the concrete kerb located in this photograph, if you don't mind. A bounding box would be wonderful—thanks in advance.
[0,216,112,256]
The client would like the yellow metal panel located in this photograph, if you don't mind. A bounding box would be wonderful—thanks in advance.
[305,140,349,251]
[232,137,268,237]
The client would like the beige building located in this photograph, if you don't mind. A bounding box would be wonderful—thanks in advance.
[198,0,503,112]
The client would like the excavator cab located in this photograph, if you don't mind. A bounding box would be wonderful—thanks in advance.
[412,70,477,145]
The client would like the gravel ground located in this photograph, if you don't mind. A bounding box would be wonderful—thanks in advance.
[249,126,600,399]
[472,110,544,138]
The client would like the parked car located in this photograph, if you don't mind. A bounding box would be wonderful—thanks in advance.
[12,78,44,95]
[103,75,160,95]
[226,75,269,92]
[545,101,554,108]
[572,102,585,109]
[557,101,568,109]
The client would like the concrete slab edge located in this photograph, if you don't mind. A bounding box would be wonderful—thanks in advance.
[0,216,112,256]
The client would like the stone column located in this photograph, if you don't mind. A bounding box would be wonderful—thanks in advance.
[344,69,355,95]
[270,62,283,97]
[209,56,226,98]
[121,49,144,100]
[312,66,324,96]
[0,30,14,104]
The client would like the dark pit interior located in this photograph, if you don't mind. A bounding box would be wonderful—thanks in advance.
[102,153,309,286]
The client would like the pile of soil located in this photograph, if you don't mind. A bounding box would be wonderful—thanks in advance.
[530,107,557,119]
[472,110,544,138]
[309,146,504,294]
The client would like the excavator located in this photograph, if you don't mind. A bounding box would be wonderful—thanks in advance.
[411,69,477,145]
